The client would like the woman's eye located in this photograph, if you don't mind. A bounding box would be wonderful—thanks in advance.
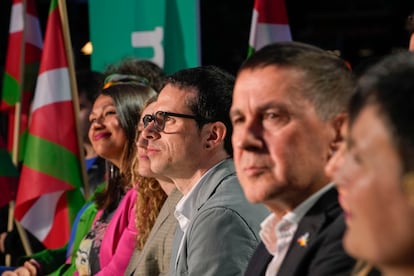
[104,110,116,116]
[89,118,96,123]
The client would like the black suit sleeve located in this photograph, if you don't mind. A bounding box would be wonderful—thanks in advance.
[303,215,355,276]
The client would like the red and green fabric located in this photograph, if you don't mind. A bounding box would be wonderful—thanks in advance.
[0,136,18,208]
[1,0,42,159]
[248,0,292,56]
[14,0,85,249]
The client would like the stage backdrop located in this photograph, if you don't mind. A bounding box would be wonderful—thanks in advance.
[89,0,200,74]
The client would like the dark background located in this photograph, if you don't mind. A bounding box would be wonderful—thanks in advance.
[1,0,414,76]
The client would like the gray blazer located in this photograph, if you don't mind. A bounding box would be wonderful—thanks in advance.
[171,159,269,276]
[125,188,183,276]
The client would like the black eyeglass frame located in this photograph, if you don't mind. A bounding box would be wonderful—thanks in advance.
[142,111,204,131]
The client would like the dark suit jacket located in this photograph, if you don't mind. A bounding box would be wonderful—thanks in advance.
[125,188,182,276]
[244,187,356,276]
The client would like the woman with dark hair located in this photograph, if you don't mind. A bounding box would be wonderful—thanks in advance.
[2,70,166,276]
[73,82,158,276]
[326,51,414,275]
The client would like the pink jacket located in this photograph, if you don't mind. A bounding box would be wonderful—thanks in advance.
[75,188,138,275]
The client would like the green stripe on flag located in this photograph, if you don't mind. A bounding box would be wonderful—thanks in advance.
[66,187,86,225]
[24,134,83,189]
[9,131,28,164]
[18,129,29,161]
[247,46,256,58]
[2,73,20,106]
[49,0,58,13]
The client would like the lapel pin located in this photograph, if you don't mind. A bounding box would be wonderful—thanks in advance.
[297,232,310,247]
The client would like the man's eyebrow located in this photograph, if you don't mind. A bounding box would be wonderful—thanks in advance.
[229,108,243,117]
[258,102,289,112]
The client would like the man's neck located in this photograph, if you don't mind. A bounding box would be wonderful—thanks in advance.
[173,169,211,195]
[158,179,176,196]
[265,181,331,217]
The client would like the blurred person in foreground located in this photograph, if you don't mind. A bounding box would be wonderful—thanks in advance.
[328,51,414,276]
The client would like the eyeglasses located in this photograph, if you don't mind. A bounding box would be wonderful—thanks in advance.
[103,73,149,89]
[142,111,201,131]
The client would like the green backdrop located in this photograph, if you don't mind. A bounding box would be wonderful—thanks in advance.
[89,0,200,74]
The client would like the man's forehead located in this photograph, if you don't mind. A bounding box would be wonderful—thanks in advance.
[155,88,192,112]
[142,102,156,114]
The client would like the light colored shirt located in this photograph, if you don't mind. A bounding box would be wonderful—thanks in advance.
[173,160,226,268]
[261,183,334,276]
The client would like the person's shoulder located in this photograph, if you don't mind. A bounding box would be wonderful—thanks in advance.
[198,175,269,227]
[203,173,245,207]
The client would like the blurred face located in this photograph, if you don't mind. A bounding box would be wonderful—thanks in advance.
[334,105,414,267]
[231,66,336,212]
[88,94,127,167]
[141,84,207,192]
[79,91,93,144]
[136,102,156,177]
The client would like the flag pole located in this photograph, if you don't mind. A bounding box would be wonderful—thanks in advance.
[7,0,33,265]
[11,104,22,167]
[58,0,90,199]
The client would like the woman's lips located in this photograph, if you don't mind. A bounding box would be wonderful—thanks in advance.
[92,132,111,141]
[139,153,150,161]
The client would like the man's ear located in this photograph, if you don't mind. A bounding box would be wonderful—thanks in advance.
[203,122,227,150]
[329,112,348,153]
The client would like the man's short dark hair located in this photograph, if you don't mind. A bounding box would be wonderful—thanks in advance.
[239,41,355,120]
[165,65,235,156]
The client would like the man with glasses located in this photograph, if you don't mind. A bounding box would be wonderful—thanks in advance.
[141,65,269,276]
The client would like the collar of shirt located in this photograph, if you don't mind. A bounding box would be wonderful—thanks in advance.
[260,183,334,255]
[174,160,226,233]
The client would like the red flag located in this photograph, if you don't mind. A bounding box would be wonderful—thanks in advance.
[14,0,85,249]
[248,0,292,56]
[1,0,42,160]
